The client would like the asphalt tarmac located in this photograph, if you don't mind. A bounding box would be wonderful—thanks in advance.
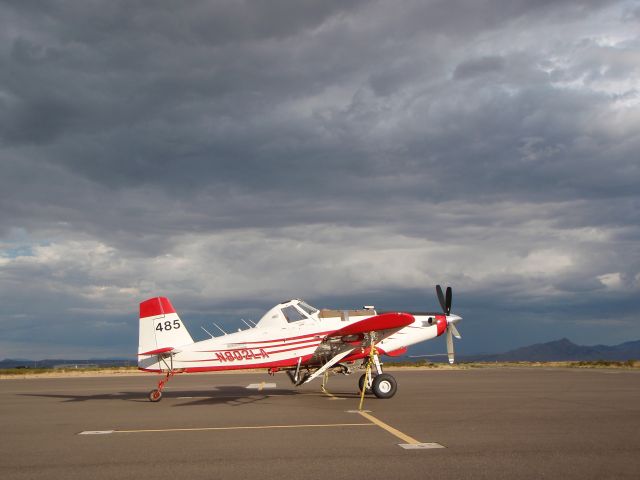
[1,367,639,479]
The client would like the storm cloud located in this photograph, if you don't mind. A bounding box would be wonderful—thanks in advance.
[0,0,639,358]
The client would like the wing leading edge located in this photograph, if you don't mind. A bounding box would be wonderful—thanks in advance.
[326,312,415,338]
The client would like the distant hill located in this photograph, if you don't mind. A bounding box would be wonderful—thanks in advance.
[0,358,135,369]
[462,338,640,362]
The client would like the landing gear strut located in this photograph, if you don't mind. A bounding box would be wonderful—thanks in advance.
[148,354,177,402]
[148,370,175,402]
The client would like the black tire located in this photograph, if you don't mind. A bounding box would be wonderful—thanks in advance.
[149,389,162,402]
[358,373,368,393]
[358,373,377,394]
[371,373,397,399]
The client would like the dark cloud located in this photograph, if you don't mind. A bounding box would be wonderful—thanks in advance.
[0,0,638,358]
[453,55,505,79]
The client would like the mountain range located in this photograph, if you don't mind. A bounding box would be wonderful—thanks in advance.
[460,338,640,362]
[0,358,135,369]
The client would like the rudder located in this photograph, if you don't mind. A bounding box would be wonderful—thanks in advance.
[138,297,194,356]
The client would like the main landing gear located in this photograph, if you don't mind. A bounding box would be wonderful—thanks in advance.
[359,371,398,399]
[358,339,398,402]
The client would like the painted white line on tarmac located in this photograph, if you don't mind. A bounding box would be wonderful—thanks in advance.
[79,423,374,435]
[246,382,276,390]
[399,443,445,450]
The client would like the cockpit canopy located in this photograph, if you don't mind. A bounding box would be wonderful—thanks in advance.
[256,299,319,328]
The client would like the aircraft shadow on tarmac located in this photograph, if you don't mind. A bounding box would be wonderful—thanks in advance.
[19,385,305,406]
[20,385,370,407]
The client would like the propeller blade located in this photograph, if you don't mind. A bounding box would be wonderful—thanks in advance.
[446,327,454,364]
[436,285,447,313]
[449,323,461,339]
[445,286,452,314]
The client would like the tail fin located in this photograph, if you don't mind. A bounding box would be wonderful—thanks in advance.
[138,297,194,356]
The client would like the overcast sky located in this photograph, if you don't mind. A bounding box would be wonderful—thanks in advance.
[1,0,639,359]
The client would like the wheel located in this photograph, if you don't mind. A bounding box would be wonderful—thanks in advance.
[358,373,369,393]
[149,389,162,402]
[358,373,376,394]
[371,373,397,399]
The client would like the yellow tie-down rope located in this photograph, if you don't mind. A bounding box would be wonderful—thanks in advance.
[358,338,377,411]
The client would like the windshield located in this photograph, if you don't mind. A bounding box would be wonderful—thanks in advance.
[281,305,307,323]
[297,301,318,315]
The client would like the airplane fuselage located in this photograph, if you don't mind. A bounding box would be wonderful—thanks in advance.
[138,299,460,373]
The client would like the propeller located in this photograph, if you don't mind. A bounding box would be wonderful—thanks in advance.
[435,285,462,364]
[436,284,452,315]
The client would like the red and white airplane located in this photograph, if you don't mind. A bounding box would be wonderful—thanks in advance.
[138,285,462,401]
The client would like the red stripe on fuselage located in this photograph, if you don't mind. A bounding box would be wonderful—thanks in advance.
[264,342,321,355]
[236,330,334,345]
[196,337,323,353]
[183,341,321,362]
[139,354,315,373]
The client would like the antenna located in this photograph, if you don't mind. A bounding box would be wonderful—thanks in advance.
[241,319,253,329]
[200,326,214,338]
[212,322,227,335]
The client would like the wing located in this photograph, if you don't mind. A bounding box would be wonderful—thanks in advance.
[300,312,414,384]
[326,312,415,340]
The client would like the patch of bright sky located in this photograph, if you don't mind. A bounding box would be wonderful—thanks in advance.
[0,228,50,258]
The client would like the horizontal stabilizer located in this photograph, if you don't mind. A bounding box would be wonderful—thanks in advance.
[328,312,414,338]
[138,347,175,356]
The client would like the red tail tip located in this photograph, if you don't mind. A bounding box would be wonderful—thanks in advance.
[139,297,176,318]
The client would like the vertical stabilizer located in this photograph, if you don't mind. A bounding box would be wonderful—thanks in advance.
[138,297,194,356]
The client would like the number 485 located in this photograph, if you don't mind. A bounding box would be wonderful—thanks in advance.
[156,320,181,332]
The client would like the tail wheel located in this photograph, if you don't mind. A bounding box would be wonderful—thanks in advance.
[372,373,397,399]
[149,389,162,402]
